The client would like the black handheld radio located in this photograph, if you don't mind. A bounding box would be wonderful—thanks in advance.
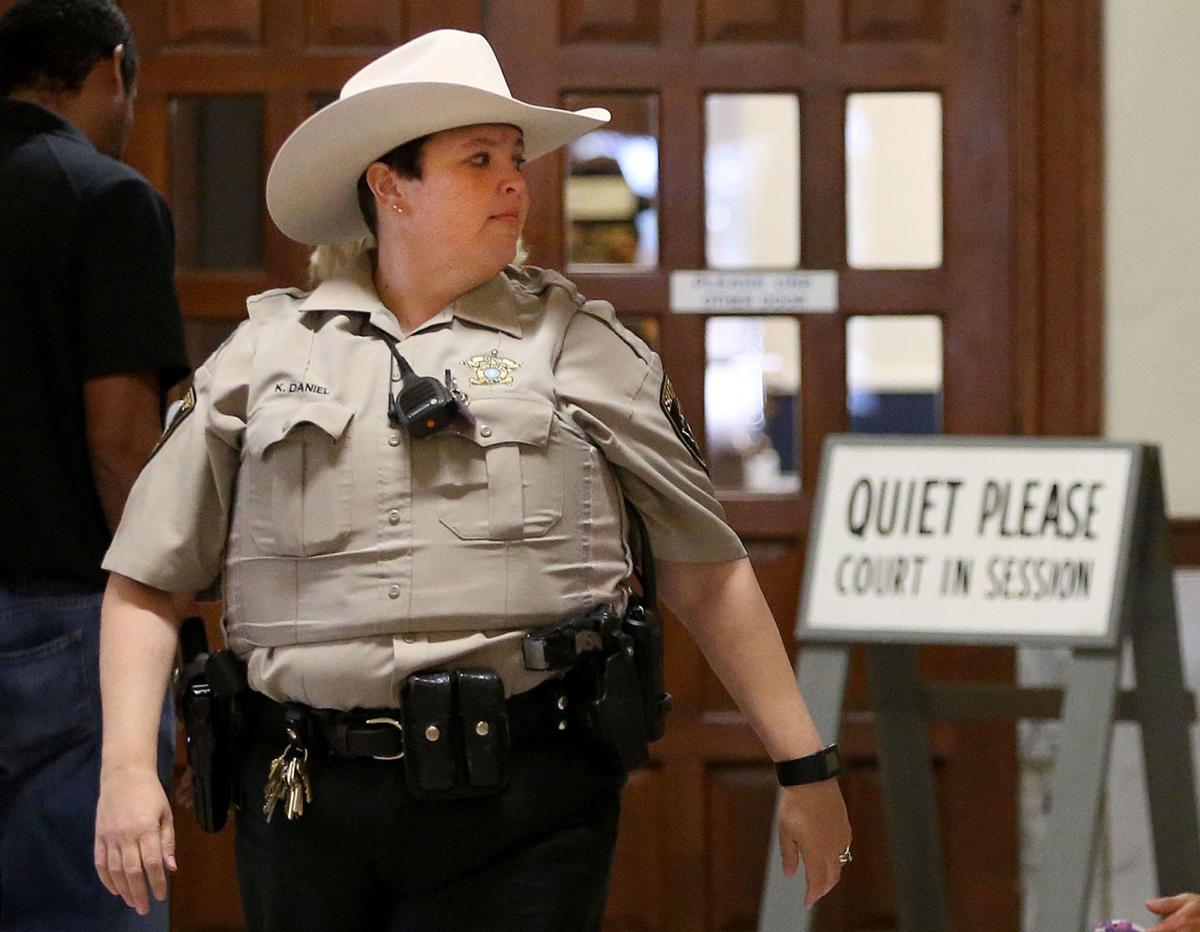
[374,327,474,439]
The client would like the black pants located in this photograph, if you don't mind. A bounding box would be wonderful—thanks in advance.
[234,719,625,932]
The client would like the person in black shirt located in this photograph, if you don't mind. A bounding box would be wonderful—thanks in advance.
[0,1,188,927]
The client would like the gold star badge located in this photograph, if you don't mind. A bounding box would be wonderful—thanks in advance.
[461,349,521,386]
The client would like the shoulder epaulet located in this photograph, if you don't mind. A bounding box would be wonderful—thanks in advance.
[505,265,584,304]
[576,298,618,326]
[574,296,654,365]
[244,286,309,323]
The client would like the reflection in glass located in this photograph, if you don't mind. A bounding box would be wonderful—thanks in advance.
[170,97,263,269]
[705,316,800,492]
[705,94,800,270]
[846,92,943,269]
[564,93,658,267]
[846,315,942,432]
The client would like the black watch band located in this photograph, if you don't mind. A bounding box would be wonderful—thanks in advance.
[775,744,842,786]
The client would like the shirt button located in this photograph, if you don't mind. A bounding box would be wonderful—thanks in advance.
[388,585,401,599]
[388,510,400,525]
[479,425,492,438]
[388,434,401,447]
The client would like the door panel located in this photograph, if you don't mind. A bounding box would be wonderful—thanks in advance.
[489,2,1019,929]
[0,0,1102,927]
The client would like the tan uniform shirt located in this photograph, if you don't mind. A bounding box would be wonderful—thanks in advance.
[104,259,746,709]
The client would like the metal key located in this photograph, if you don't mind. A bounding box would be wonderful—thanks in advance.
[262,729,313,822]
[262,753,287,822]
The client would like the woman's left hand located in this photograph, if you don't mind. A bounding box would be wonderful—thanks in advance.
[777,778,852,908]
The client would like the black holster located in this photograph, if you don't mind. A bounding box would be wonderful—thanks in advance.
[520,503,673,772]
[176,617,247,832]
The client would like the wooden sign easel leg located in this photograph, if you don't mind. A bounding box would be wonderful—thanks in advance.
[1034,649,1121,931]
[866,643,949,932]
[759,644,851,932]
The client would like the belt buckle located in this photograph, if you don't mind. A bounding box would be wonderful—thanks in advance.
[364,716,405,760]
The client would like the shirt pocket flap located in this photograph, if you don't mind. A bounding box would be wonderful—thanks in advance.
[456,395,553,448]
[245,400,354,457]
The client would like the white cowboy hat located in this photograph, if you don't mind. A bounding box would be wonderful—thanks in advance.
[266,29,610,245]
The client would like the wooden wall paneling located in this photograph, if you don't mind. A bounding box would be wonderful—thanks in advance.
[1014,0,1042,441]
[701,0,804,44]
[561,0,661,44]
[486,0,561,270]
[263,90,311,286]
[664,759,708,932]
[655,77,707,454]
[166,94,201,267]
[943,1,1014,437]
[1015,0,1105,437]
[405,0,481,35]
[606,766,671,930]
[1171,520,1200,567]
[175,270,270,319]
[812,761,895,930]
[520,147,568,271]
[799,314,847,495]
[663,607,706,711]
[839,268,946,311]
[797,83,846,493]
[125,92,171,194]
[305,0,405,49]
[261,0,306,51]
[121,0,169,49]
[922,645,1020,929]
[706,766,775,931]
[844,0,944,43]
[167,0,263,46]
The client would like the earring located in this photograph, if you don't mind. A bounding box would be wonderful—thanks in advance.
[391,203,404,215]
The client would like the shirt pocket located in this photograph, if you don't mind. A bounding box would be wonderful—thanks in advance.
[425,394,564,541]
[242,400,354,556]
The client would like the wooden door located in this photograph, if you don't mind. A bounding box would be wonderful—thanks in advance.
[488,3,1022,930]
[0,0,1100,928]
[110,3,485,929]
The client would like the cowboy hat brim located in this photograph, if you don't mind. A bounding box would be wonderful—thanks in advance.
[266,82,609,246]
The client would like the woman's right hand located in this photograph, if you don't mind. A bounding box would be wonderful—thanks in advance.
[94,764,176,916]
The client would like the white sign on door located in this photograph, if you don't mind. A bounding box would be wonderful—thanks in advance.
[799,438,1139,645]
[669,270,838,314]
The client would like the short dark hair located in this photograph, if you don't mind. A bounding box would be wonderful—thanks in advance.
[356,134,430,238]
[0,0,137,97]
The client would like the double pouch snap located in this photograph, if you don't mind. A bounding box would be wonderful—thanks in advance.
[401,668,509,800]
[243,400,354,556]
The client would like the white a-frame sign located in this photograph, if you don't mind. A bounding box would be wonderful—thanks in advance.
[759,437,1199,932]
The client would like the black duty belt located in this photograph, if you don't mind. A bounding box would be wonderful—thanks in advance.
[246,671,578,762]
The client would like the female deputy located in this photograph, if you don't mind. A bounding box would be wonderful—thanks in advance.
[93,29,851,931]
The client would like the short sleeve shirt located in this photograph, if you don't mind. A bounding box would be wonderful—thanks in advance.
[104,261,744,707]
[0,99,188,585]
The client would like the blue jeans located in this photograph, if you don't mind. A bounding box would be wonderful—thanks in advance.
[0,580,174,931]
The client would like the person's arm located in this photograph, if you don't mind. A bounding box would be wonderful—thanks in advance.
[657,556,851,908]
[84,371,162,532]
[93,572,184,916]
[1147,893,1200,931]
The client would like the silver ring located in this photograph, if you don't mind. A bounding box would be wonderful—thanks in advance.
[837,845,853,865]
